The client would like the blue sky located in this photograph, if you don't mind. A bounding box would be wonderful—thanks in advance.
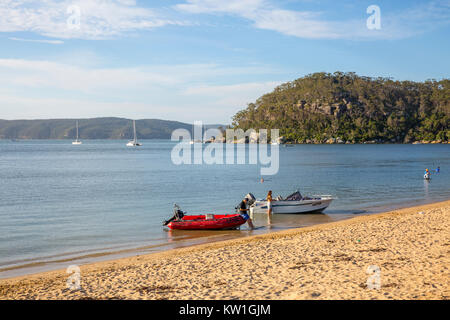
[0,0,449,124]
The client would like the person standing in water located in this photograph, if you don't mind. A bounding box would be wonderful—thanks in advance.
[238,198,254,230]
[266,190,273,228]
[436,166,440,173]
[267,190,273,215]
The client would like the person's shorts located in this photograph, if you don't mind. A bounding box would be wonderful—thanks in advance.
[240,213,250,220]
[267,201,272,210]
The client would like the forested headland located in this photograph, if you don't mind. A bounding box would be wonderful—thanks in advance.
[232,72,449,144]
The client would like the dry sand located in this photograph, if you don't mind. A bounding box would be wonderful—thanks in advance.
[1,200,449,300]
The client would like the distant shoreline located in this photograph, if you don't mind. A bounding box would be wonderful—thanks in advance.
[1,138,448,144]
[0,118,225,140]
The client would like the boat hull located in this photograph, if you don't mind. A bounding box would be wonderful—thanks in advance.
[167,214,248,230]
[250,198,333,214]
[126,141,142,147]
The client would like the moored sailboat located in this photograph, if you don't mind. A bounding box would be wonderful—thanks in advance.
[72,120,82,145]
[126,120,142,147]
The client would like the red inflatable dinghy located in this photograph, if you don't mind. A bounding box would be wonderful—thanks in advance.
[167,213,248,230]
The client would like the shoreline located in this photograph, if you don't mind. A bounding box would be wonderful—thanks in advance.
[1,196,446,280]
[1,199,449,299]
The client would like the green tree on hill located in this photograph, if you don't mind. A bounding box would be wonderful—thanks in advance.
[232,72,449,143]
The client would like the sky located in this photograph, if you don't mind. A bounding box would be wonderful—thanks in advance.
[0,0,449,124]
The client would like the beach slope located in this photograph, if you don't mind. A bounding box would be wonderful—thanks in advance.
[1,201,449,300]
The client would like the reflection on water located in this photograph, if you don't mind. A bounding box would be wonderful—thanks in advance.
[424,179,430,200]
[267,212,273,230]
[0,141,448,278]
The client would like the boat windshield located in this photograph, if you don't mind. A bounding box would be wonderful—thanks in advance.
[285,191,303,201]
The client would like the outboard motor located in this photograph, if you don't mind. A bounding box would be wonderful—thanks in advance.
[234,193,256,213]
[163,204,185,226]
[245,193,256,206]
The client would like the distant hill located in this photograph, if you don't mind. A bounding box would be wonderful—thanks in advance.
[0,117,225,140]
[232,72,449,143]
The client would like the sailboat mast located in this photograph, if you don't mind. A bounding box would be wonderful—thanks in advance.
[133,120,137,143]
[76,121,79,140]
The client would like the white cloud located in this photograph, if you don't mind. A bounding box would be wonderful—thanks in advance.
[250,8,341,39]
[9,37,64,44]
[0,0,188,40]
[3,0,448,41]
[1,0,448,41]
[0,59,277,93]
[183,81,279,100]
[0,92,177,120]
[176,0,264,15]
[174,0,350,39]
[182,81,281,121]
[176,0,450,40]
[0,59,182,93]
[0,58,282,123]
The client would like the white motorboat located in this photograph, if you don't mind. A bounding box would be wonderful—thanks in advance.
[247,191,333,214]
[126,120,142,147]
[72,120,82,145]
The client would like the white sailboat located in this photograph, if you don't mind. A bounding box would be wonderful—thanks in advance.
[72,120,82,145]
[126,120,142,147]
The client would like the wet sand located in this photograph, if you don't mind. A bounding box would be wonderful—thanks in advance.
[0,200,449,300]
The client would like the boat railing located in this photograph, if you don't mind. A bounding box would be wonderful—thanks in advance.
[311,195,336,199]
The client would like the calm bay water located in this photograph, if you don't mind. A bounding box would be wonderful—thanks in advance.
[0,140,449,278]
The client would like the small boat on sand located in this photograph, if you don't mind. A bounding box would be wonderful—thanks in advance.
[163,205,248,230]
[247,191,333,214]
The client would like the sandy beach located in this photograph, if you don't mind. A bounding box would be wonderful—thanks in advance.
[1,200,449,300]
